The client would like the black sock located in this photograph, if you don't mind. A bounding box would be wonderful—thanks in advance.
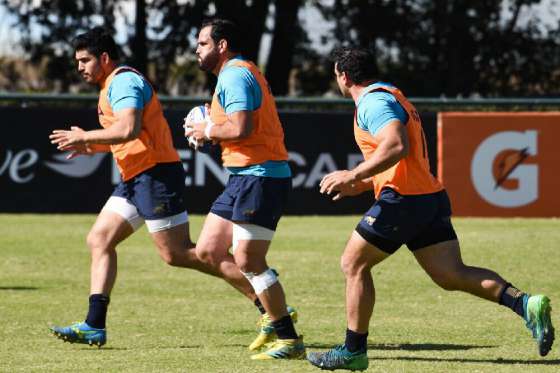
[254,298,266,315]
[272,315,298,340]
[85,294,110,329]
[345,328,368,353]
[499,283,528,318]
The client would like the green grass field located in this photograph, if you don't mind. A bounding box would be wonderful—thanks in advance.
[0,214,559,372]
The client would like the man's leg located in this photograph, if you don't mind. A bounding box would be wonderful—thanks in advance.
[308,230,389,371]
[151,216,257,300]
[192,213,257,299]
[342,231,390,334]
[51,209,134,347]
[412,239,506,301]
[150,221,223,276]
[413,239,554,356]
[88,210,134,296]
[195,214,297,350]
[124,161,255,298]
[229,224,304,360]
[233,239,283,318]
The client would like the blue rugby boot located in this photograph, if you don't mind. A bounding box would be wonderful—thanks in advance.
[50,322,106,347]
[307,344,368,371]
[524,294,555,356]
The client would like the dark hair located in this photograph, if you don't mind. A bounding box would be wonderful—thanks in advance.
[331,46,377,84]
[73,26,120,60]
[201,18,242,53]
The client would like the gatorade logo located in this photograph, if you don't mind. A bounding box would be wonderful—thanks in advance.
[471,130,538,208]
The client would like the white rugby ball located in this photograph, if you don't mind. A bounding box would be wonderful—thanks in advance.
[186,105,209,123]
[185,105,209,149]
[184,105,216,153]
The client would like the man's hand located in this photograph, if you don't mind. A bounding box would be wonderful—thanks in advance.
[183,119,207,144]
[319,170,358,201]
[49,126,89,152]
[64,144,92,159]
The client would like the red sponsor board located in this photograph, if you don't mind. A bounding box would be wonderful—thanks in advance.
[438,112,560,217]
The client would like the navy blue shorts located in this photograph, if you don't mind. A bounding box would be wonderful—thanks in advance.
[112,162,186,220]
[355,188,457,254]
[210,175,291,231]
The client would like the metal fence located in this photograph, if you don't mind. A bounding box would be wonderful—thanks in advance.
[1,93,560,111]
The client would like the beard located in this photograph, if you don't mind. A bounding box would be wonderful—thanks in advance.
[81,69,101,85]
[199,50,220,72]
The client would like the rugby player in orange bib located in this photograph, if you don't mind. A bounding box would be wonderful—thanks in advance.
[48,27,261,347]
[306,47,554,371]
[185,19,304,360]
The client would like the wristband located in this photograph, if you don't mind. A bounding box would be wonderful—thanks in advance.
[204,120,215,140]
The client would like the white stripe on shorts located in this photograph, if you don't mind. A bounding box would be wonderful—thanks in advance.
[145,212,189,233]
[102,196,188,233]
[101,196,144,231]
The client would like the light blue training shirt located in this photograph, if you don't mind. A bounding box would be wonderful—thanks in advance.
[355,82,409,136]
[216,56,291,178]
[107,68,153,111]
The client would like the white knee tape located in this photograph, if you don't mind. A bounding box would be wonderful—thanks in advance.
[241,268,279,294]
[232,223,275,253]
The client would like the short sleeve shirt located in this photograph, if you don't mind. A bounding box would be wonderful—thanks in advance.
[356,82,408,136]
[215,57,262,114]
[107,70,153,111]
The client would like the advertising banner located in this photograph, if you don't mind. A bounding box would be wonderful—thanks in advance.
[1,107,437,215]
[438,112,560,217]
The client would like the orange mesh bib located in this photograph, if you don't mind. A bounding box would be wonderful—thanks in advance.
[354,85,442,198]
[98,67,179,181]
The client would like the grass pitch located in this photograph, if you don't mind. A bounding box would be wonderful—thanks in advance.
[0,214,559,372]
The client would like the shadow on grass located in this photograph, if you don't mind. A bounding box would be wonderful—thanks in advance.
[370,342,495,351]
[219,343,253,348]
[161,345,202,350]
[307,342,495,351]
[80,347,129,351]
[80,345,201,351]
[0,286,38,290]
[373,356,560,365]
[307,343,559,366]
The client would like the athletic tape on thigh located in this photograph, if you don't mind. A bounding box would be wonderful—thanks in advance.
[241,268,279,294]
[145,211,189,233]
[232,223,274,253]
[101,196,144,231]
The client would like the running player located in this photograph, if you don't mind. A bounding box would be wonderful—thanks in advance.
[306,46,554,371]
[185,19,304,360]
[48,27,262,347]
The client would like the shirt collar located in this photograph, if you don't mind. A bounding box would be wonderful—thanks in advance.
[356,82,387,106]
[356,82,392,106]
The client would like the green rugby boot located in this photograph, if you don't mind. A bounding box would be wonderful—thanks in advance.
[307,344,368,371]
[250,335,305,360]
[248,305,298,351]
[50,322,106,347]
[525,294,555,356]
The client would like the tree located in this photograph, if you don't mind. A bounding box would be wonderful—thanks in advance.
[0,0,117,92]
[318,0,560,96]
[130,0,146,75]
[265,0,303,95]
[212,0,272,63]
[2,0,559,96]
[0,0,306,95]
[148,0,275,94]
